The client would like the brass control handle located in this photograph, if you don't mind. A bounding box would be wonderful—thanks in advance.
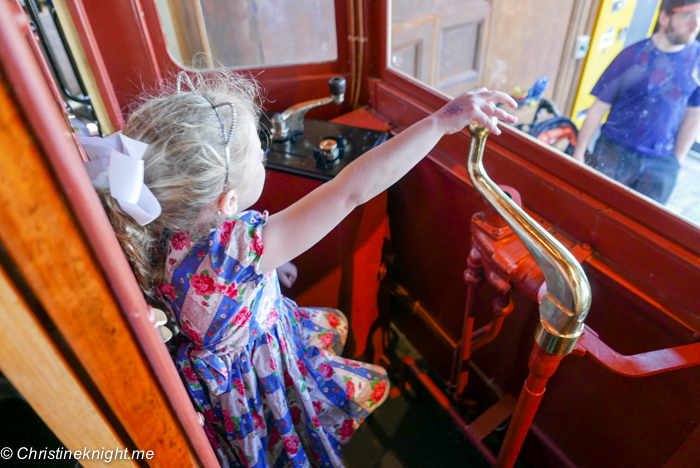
[271,77,346,141]
[466,121,591,355]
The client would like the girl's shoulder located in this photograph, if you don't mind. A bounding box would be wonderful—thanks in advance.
[159,211,272,307]
[209,210,268,272]
[234,210,268,228]
[162,210,269,276]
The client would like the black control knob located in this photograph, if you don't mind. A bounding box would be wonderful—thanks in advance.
[313,149,328,170]
[329,77,346,97]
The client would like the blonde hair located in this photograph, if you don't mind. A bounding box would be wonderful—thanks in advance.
[101,72,263,299]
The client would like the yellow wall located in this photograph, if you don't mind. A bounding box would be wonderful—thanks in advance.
[570,0,658,127]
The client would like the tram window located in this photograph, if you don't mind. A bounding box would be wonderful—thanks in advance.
[389,0,700,227]
[154,0,338,69]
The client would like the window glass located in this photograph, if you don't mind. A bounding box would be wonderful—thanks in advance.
[155,0,337,69]
[390,0,700,226]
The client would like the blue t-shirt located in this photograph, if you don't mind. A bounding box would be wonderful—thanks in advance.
[592,38,700,157]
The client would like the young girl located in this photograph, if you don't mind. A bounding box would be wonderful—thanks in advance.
[89,73,516,468]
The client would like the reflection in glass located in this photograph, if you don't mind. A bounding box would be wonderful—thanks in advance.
[575,4,700,206]
[391,0,489,96]
[155,0,337,69]
[389,0,700,226]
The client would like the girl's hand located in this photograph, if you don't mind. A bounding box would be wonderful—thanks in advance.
[436,88,518,136]
[276,262,298,288]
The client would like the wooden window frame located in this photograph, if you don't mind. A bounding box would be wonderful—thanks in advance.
[74,0,353,121]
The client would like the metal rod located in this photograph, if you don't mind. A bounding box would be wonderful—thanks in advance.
[466,120,592,356]
[496,344,565,468]
[470,294,514,354]
[453,252,483,397]
[466,120,592,465]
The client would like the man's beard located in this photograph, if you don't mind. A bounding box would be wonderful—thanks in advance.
[665,26,697,45]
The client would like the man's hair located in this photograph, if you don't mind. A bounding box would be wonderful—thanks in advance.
[661,0,700,13]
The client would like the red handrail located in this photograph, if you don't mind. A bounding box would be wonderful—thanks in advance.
[576,325,700,377]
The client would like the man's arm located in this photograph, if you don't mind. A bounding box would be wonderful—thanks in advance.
[572,99,611,162]
[674,106,700,163]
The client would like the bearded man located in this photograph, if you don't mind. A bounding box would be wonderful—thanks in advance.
[573,0,700,203]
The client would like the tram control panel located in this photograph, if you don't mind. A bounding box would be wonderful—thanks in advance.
[259,77,389,181]
[261,118,390,181]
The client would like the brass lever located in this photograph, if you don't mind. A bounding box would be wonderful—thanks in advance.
[466,120,591,355]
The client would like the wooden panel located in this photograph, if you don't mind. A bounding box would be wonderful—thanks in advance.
[390,0,490,95]
[79,0,163,108]
[391,0,436,24]
[252,169,389,359]
[437,22,479,80]
[166,0,213,67]
[390,20,434,82]
[664,421,700,468]
[434,9,486,94]
[483,0,576,99]
[391,42,420,78]
[0,268,139,468]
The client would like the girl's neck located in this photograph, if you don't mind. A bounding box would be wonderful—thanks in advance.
[191,202,224,232]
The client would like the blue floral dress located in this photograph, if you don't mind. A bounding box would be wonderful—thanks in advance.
[158,211,389,468]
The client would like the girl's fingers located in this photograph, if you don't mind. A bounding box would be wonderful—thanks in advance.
[440,88,517,134]
[475,112,501,135]
[479,90,518,108]
[489,105,518,124]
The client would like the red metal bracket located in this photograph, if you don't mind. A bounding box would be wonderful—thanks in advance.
[576,325,700,377]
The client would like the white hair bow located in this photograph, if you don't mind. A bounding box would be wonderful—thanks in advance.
[81,132,162,226]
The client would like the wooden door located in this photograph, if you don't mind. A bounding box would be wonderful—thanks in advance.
[390,0,491,96]
[483,0,600,117]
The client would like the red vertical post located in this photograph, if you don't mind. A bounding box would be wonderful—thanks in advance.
[496,343,566,468]
[451,250,483,397]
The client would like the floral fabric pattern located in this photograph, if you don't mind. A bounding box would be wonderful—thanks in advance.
[159,211,389,468]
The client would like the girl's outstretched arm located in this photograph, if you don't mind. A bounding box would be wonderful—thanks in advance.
[259,89,517,273]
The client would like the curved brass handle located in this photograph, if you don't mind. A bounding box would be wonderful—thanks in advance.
[467,121,592,355]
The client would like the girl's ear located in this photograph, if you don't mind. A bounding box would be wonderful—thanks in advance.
[219,189,239,216]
